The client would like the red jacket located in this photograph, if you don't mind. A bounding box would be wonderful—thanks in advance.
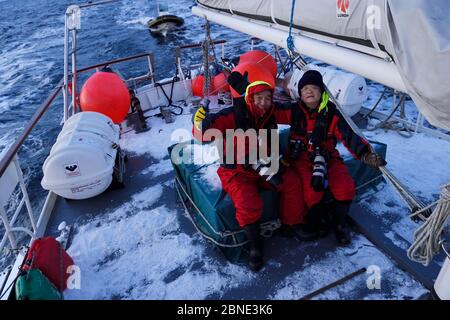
[273,100,371,160]
[192,98,292,172]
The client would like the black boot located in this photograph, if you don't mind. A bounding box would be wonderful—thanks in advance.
[332,200,352,246]
[294,223,320,241]
[243,222,263,272]
[279,224,295,238]
[303,202,328,239]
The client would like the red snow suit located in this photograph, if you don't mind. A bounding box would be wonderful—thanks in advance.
[193,98,306,227]
[275,100,371,208]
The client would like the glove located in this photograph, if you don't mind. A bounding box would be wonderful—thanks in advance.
[361,152,387,168]
[227,71,250,95]
[288,138,305,160]
[193,106,208,131]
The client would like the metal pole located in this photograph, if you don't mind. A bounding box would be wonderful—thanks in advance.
[13,156,36,233]
[147,55,154,84]
[71,29,78,116]
[299,267,367,300]
[63,13,69,121]
[0,207,17,250]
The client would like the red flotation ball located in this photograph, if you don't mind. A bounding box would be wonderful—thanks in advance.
[238,50,277,78]
[79,71,130,124]
[192,75,205,97]
[229,62,275,98]
[212,72,229,93]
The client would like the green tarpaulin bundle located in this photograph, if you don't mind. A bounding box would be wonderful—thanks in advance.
[169,129,386,263]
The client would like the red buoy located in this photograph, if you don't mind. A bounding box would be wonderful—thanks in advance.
[238,50,277,78]
[229,62,275,98]
[79,71,130,124]
[212,72,229,93]
[192,75,205,97]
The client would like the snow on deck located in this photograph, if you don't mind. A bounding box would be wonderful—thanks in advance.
[64,87,450,300]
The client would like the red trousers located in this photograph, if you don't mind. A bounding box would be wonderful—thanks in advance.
[292,154,355,208]
[217,166,306,227]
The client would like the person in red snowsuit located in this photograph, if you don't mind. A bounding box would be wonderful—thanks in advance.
[193,79,306,271]
[282,70,387,245]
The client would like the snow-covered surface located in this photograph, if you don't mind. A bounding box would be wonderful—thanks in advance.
[271,235,428,300]
[65,184,255,300]
[63,85,450,299]
[2,0,447,301]
[198,163,221,191]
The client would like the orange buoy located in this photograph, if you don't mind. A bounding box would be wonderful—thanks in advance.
[229,62,275,98]
[238,50,277,78]
[212,72,229,93]
[79,71,130,124]
[192,75,205,97]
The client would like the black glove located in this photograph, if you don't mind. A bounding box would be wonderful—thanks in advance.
[288,138,305,160]
[227,71,250,95]
[361,152,387,168]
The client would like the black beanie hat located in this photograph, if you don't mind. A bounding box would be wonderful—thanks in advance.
[297,70,324,94]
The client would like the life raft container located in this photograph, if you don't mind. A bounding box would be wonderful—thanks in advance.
[284,65,367,117]
[41,111,120,200]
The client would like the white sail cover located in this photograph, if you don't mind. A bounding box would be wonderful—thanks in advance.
[196,0,450,131]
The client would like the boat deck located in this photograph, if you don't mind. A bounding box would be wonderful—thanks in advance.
[42,113,442,299]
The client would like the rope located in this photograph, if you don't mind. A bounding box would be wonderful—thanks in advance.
[200,20,221,98]
[363,87,388,119]
[205,42,276,97]
[407,183,450,266]
[174,176,246,247]
[174,175,280,246]
[364,93,413,138]
[286,0,297,51]
[201,43,212,97]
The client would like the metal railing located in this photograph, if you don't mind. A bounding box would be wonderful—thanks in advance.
[0,80,62,257]
[0,51,155,259]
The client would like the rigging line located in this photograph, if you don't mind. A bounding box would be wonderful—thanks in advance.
[363,86,389,119]
[286,0,297,52]
[408,183,450,265]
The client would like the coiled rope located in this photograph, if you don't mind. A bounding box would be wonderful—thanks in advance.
[407,183,450,266]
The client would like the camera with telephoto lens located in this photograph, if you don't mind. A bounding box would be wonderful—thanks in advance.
[289,138,305,160]
[311,147,327,192]
[252,155,284,187]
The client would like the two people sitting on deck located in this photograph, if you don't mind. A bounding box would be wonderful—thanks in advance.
[192,69,386,272]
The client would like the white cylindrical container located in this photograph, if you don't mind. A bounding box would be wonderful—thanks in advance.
[434,256,450,300]
[284,64,367,117]
[41,111,120,200]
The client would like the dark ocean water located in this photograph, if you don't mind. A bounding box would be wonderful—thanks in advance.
[0,0,249,211]
[0,0,258,263]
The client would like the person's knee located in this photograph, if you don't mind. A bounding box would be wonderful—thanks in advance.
[236,207,263,227]
[279,169,301,191]
[330,178,355,201]
[304,189,323,208]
